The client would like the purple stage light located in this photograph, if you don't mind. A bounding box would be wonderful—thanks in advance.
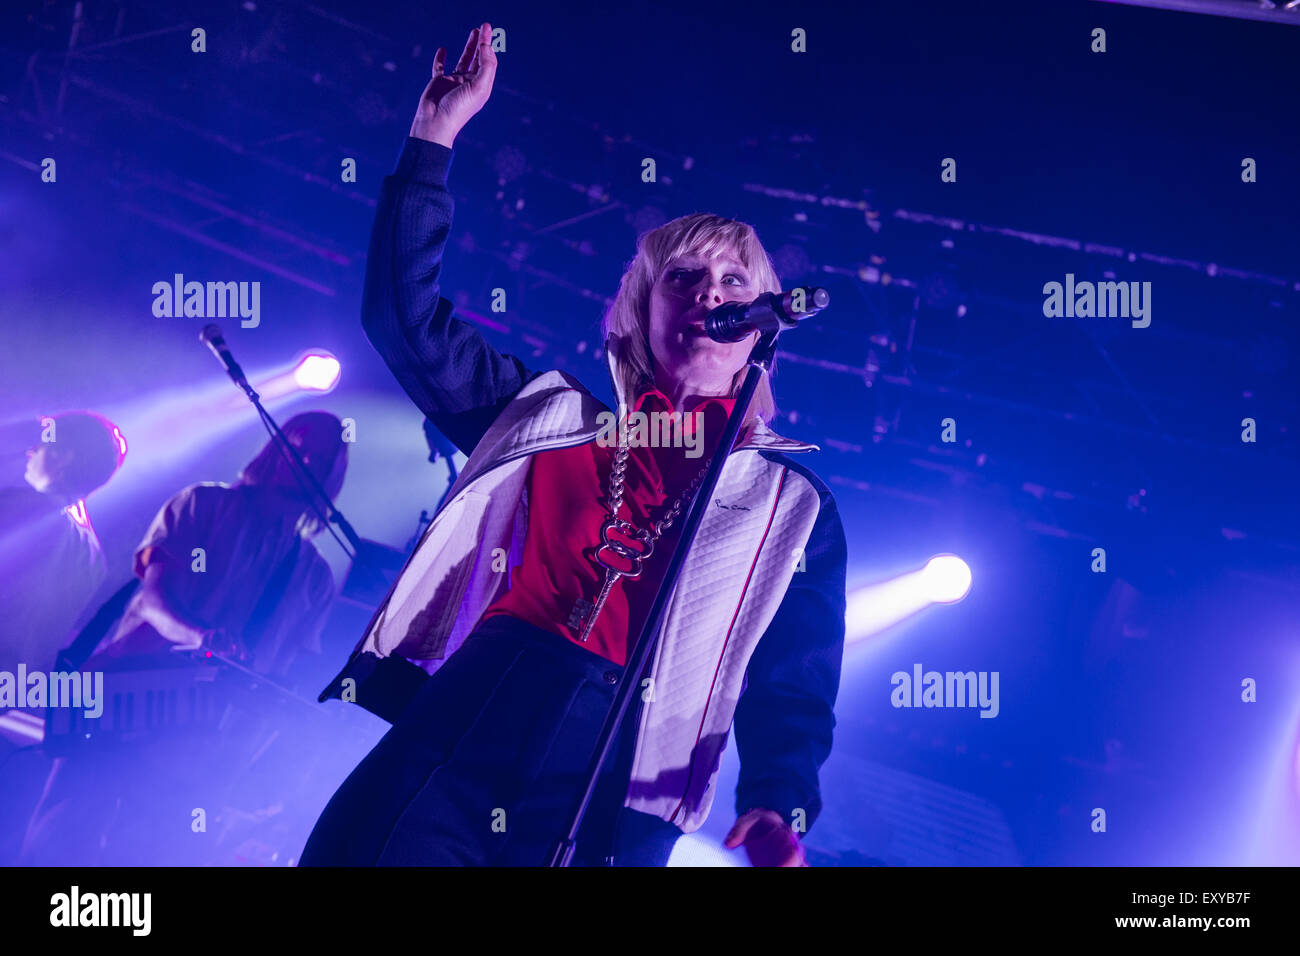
[292,352,341,392]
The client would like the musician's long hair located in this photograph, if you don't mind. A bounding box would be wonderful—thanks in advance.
[237,411,347,536]
[601,213,780,431]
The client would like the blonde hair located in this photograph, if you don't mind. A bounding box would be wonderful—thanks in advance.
[601,212,780,432]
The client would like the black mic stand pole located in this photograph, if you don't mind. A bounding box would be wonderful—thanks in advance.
[230,377,362,561]
[546,324,784,867]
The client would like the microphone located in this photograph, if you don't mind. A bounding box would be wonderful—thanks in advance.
[200,324,255,395]
[704,287,830,343]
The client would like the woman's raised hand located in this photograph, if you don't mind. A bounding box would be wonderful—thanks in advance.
[410,21,498,149]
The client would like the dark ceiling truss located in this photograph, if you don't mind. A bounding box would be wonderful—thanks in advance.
[4,0,1295,565]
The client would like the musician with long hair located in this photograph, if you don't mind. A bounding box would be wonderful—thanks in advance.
[89,411,346,676]
[300,22,847,867]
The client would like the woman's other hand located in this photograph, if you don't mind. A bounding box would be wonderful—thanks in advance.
[724,808,810,867]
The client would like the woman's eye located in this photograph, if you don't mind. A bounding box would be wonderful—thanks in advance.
[668,268,744,285]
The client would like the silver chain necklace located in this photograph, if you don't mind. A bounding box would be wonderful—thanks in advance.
[569,419,713,643]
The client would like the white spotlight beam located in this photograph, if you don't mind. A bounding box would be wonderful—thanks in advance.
[847,555,972,644]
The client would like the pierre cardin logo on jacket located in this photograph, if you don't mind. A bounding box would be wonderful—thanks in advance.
[713,498,751,511]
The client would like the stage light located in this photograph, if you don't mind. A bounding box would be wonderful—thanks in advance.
[293,352,341,392]
[239,349,342,403]
[920,554,972,603]
[846,553,973,643]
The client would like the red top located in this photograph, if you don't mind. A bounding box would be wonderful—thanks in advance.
[478,386,739,666]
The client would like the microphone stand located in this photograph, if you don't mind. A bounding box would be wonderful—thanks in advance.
[546,325,784,866]
[230,377,361,562]
[233,373,423,609]
[212,338,446,606]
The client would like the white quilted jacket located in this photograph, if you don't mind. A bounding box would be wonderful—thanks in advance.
[329,349,829,832]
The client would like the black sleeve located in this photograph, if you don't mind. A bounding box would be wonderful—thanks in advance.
[732,489,847,836]
[361,135,538,456]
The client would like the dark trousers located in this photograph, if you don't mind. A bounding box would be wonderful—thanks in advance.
[298,614,682,867]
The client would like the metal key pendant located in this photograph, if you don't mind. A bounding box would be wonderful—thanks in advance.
[575,516,654,642]
[577,565,623,643]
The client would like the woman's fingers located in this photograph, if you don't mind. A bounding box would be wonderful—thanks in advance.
[453,26,478,75]
[431,46,445,79]
[471,21,496,86]
[723,816,753,848]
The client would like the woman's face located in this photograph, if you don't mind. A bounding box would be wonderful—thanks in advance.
[646,251,760,397]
